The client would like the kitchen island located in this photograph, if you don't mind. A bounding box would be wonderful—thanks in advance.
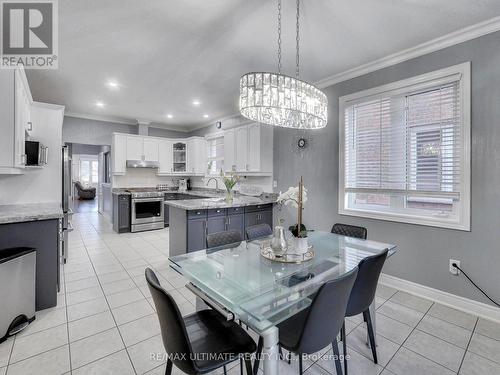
[166,193,276,255]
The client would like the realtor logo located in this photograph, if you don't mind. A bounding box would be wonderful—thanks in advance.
[1,0,58,69]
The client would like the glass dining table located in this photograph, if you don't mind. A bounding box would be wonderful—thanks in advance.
[169,231,397,375]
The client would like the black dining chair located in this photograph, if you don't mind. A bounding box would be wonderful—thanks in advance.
[145,268,256,375]
[254,267,358,375]
[331,223,367,240]
[206,230,242,249]
[245,224,273,241]
[341,249,389,374]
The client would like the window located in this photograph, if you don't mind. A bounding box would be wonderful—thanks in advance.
[206,135,224,175]
[80,158,99,185]
[339,63,470,230]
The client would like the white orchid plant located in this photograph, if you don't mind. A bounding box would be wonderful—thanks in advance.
[276,184,308,238]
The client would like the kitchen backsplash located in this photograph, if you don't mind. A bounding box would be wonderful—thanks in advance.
[112,168,273,192]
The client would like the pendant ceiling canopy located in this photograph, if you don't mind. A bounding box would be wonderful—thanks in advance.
[239,0,328,129]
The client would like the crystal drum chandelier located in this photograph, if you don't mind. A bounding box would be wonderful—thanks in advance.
[239,0,328,129]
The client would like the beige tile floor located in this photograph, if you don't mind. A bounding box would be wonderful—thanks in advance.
[0,211,499,375]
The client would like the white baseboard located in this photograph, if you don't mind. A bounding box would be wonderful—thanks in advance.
[379,273,500,324]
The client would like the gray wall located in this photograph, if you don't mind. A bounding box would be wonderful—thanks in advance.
[63,116,188,146]
[274,31,500,306]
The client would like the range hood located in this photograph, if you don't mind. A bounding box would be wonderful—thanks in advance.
[126,160,160,168]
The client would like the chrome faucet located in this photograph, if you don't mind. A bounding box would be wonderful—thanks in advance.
[206,177,219,192]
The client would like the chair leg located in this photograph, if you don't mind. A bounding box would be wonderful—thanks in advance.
[363,310,378,364]
[165,359,173,375]
[341,323,348,375]
[331,340,343,375]
[253,337,263,375]
[223,365,227,375]
[299,355,303,375]
[279,346,284,360]
[244,358,253,375]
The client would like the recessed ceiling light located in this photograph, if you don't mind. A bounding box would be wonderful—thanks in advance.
[203,114,209,118]
[106,80,120,89]
[95,101,105,108]
[166,114,173,119]
[192,100,201,106]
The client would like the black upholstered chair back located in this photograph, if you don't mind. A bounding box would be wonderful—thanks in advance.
[331,223,367,240]
[206,230,242,249]
[246,224,273,241]
[346,249,388,316]
[297,267,358,354]
[145,268,197,375]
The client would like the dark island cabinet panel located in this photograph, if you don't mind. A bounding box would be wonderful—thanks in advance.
[187,218,206,253]
[207,216,226,234]
[227,213,245,236]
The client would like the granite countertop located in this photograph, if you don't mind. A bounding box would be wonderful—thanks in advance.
[112,187,277,209]
[165,192,277,210]
[0,202,63,224]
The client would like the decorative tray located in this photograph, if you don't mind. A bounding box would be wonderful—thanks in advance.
[260,245,314,264]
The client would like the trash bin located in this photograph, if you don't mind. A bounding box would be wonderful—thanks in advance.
[0,247,36,343]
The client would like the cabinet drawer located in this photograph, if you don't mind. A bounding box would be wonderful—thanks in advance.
[245,204,273,213]
[187,209,207,219]
[207,208,227,217]
[227,206,244,215]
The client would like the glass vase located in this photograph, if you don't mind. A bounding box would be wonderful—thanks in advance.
[225,190,234,204]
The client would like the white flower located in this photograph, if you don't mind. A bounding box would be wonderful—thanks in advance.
[276,185,307,208]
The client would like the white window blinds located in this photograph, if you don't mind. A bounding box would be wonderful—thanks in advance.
[344,80,461,199]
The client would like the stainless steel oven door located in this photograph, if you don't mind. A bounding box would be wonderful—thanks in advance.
[131,197,164,225]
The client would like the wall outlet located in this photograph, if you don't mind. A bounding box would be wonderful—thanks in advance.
[273,180,278,188]
[449,259,461,275]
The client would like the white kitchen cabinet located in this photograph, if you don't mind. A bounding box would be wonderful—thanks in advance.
[223,123,273,175]
[224,129,236,172]
[0,67,33,174]
[235,126,248,172]
[157,139,173,175]
[187,138,207,175]
[112,134,127,175]
[143,138,159,162]
[126,136,143,160]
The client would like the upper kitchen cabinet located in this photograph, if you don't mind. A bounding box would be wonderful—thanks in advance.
[224,123,273,175]
[187,137,207,176]
[112,134,127,175]
[172,141,187,173]
[157,139,173,175]
[126,135,159,162]
[0,66,33,174]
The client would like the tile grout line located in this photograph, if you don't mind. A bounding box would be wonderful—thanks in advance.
[82,214,140,375]
[62,250,73,375]
[378,300,435,374]
[457,317,478,374]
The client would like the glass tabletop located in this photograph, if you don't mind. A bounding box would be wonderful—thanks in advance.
[169,231,396,332]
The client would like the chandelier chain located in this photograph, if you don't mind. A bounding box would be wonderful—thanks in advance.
[277,0,282,73]
[296,0,300,78]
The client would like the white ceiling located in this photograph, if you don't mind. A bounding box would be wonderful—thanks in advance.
[26,0,500,130]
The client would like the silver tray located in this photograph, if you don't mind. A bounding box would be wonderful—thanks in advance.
[260,245,314,264]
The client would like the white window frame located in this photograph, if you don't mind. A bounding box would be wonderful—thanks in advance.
[205,132,225,176]
[338,62,471,231]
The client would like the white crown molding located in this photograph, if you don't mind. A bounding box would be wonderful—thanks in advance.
[32,101,65,112]
[65,111,137,125]
[316,16,500,89]
[380,273,500,324]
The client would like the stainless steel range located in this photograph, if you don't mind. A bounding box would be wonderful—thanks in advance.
[127,189,165,232]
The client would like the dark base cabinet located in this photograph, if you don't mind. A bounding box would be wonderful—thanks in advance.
[169,204,274,255]
[0,219,59,310]
[113,194,130,233]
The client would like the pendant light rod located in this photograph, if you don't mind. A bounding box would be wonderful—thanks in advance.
[277,0,282,73]
[296,0,300,78]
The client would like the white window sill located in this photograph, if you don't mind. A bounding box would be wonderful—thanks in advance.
[338,207,470,231]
